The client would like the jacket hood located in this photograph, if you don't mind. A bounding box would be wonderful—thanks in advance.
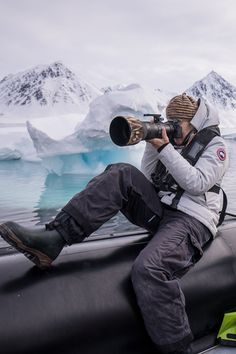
[190,99,220,131]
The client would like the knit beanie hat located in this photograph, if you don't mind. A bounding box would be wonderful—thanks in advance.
[166,93,198,120]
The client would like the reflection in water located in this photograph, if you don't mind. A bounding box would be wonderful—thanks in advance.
[35,172,136,235]
[35,173,92,225]
[0,160,46,227]
[0,159,139,248]
[0,139,236,248]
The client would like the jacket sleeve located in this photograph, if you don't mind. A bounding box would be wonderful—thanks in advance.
[158,138,229,195]
[141,142,159,180]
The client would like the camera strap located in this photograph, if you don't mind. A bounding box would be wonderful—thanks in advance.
[171,126,220,209]
[152,126,222,208]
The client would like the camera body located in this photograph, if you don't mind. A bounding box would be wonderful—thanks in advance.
[109,114,182,146]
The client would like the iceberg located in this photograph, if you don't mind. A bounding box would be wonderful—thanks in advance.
[35,145,145,175]
[28,83,158,155]
[0,148,21,160]
[0,112,86,162]
[26,84,158,174]
[0,122,39,161]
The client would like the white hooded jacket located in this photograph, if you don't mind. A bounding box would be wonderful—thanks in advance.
[141,99,229,236]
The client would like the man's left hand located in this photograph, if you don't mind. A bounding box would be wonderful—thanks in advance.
[148,127,170,149]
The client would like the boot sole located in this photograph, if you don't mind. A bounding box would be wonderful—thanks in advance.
[0,224,52,269]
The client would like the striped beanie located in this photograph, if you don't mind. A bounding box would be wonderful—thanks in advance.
[166,93,198,120]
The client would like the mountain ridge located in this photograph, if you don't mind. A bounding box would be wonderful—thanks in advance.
[186,71,236,110]
[1,62,236,120]
[0,61,100,118]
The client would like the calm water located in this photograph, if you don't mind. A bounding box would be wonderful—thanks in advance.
[0,140,235,248]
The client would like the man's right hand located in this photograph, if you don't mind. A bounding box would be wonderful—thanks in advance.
[147,127,169,150]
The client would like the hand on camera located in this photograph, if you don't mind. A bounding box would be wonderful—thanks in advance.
[148,127,170,149]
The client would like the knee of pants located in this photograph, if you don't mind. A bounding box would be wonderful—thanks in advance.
[105,163,138,184]
[106,162,134,173]
[131,251,167,290]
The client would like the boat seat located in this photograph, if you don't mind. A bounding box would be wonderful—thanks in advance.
[0,222,236,353]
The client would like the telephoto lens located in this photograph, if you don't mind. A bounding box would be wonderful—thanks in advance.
[109,115,182,146]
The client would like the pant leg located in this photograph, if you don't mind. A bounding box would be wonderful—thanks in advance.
[131,208,212,353]
[47,163,163,244]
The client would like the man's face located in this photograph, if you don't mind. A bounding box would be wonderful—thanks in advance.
[168,119,192,145]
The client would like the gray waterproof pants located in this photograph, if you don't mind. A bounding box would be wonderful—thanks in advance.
[47,163,212,353]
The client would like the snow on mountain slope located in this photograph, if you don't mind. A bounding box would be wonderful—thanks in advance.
[186,71,236,111]
[186,71,236,132]
[0,61,100,118]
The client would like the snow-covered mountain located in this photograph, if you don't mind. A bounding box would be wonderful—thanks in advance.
[186,71,236,111]
[0,61,100,118]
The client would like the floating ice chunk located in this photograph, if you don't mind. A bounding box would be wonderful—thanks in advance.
[26,121,86,157]
[0,148,22,160]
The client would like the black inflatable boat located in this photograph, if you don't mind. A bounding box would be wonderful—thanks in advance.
[1,219,236,354]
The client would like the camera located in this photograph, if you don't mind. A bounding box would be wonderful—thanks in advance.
[109,114,182,146]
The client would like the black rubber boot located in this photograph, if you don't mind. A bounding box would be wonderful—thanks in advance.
[0,221,65,269]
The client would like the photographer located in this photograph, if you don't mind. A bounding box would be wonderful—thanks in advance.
[0,93,228,354]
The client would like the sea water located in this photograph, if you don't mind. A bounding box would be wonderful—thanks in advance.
[0,140,235,249]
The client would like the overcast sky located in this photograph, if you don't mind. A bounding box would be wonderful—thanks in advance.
[1,0,236,91]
